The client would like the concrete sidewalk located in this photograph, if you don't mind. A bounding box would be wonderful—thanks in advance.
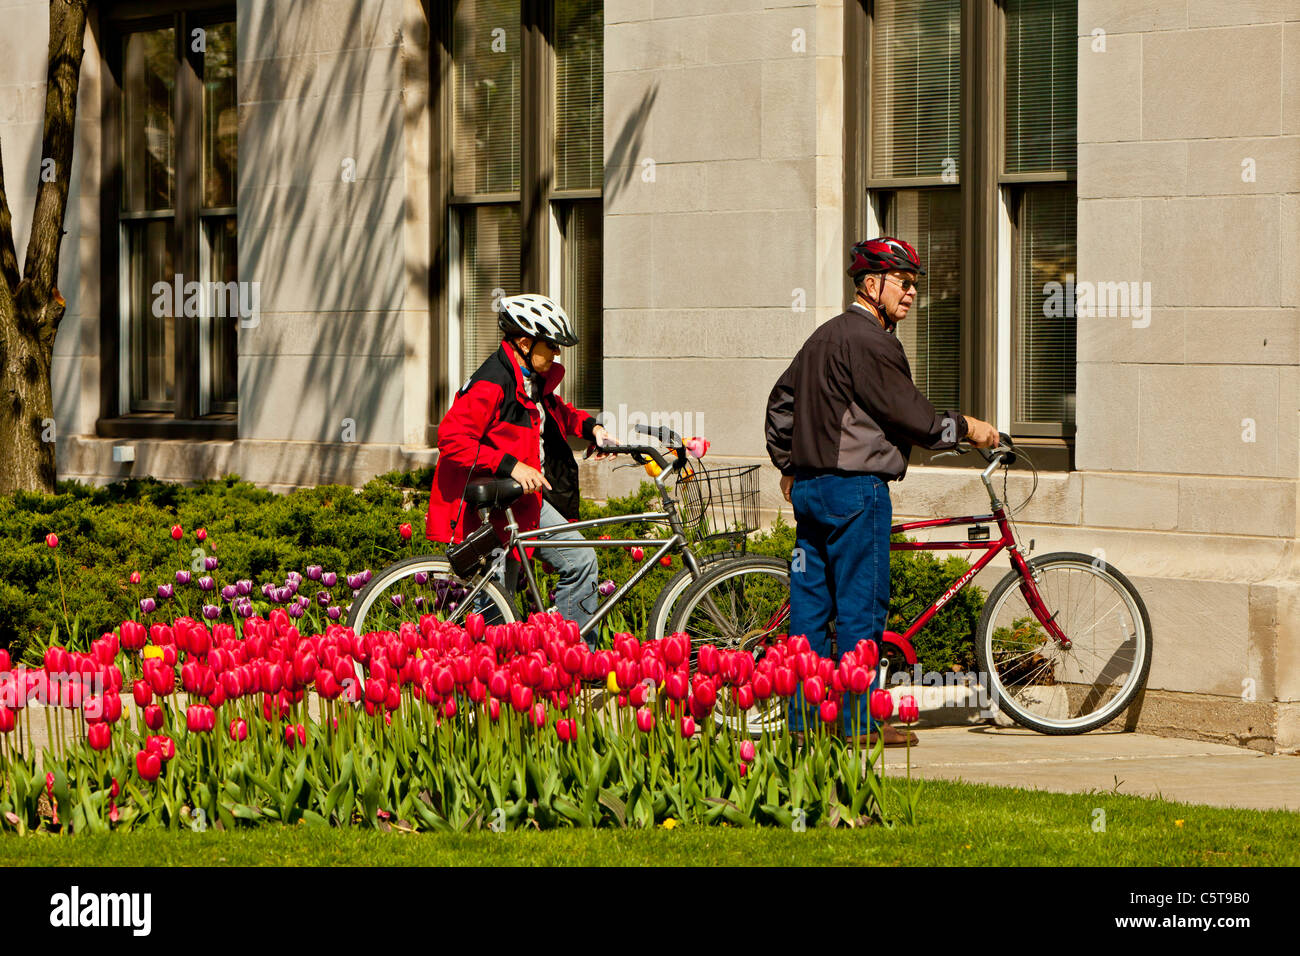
[890,725,1300,812]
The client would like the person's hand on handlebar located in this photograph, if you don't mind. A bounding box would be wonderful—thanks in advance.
[963,415,1000,449]
[586,424,617,461]
[510,461,552,493]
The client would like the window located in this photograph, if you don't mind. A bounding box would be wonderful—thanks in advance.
[868,0,962,412]
[850,0,1077,468]
[443,0,603,410]
[102,7,238,436]
[1004,0,1076,437]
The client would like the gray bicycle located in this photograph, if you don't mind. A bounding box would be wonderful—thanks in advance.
[346,424,762,644]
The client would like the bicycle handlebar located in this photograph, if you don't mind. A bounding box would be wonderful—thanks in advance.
[589,442,678,474]
[956,431,1017,466]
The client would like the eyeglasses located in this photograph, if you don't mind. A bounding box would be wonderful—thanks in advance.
[885,275,919,294]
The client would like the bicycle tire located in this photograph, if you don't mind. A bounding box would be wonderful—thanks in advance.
[974,551,1153,735]
[644,550,737,642]
[668,556,791,737]
[346,554,517,637]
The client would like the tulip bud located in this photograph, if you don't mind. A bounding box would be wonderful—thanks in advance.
[170,524,183,540]
[45,533,59,548]
[399,523,413,540]
[739,740,756,763]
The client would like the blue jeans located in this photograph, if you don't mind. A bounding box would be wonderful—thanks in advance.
[474,500,600,643]
[787,472,891,736]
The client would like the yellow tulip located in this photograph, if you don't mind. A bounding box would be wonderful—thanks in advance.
[606,671,619,693]
[142,645,164,660]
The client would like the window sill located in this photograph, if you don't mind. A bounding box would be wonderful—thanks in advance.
[96,416,237,441]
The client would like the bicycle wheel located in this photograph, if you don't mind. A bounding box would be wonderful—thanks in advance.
[346,555,517,637]
[975,551,1152,735]
[644,550,737,642]
[668,556,791,736]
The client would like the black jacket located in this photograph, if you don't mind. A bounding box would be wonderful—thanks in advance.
[764,302,968,481]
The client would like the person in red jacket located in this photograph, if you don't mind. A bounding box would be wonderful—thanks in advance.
[425,294,612,633]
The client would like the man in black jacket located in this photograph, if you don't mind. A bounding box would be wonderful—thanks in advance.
[765,237,998,744]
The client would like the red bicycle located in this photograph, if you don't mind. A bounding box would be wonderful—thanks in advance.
[668,435,1153,736]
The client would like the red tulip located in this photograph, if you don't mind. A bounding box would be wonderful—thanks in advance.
[802,676,825,706]
[849,666,873,695]
[465,612,486,640]
[752,672,773,700]
[636,707,655,733]
[869,689,894,722]
[739,740,756,763]
[819,699,839,724]
[556,717,576,742]
[102,691,123,724]
[120,620,146,650]
[170,524,183,540]
[659,555,672,567]
[697,644,720,676]
[662,634,688,666]
[489,671,509,699]
[146,735,176,761]
[857,639,880,669]
[132,679,153,708]
[679,715,696,738]
[443,697,458,719]
[630,547,644,562]
[143,704,164,730]
[88,722,112,751]
[229,718,248,741]
[774,666,798,697]
[129,571,142,585]
[510,684,533,713]
[0,708,13,734]
[735,685,755,710]
[196,527,207,542]
[45,533,59,548]
[664,672,689,701]
[399,523,413,540]
[136,750,161,782]
[186,704,215,733]
[488,698,501,721]
[531,701,547,727]
[897,694,920,725]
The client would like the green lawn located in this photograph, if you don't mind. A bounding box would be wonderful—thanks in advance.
[3,778,1295,866]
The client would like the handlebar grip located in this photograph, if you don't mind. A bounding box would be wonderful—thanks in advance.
[600,443,671,474]
[632,423,683,447]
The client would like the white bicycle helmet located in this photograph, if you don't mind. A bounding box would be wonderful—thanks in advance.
[497,293,580,347]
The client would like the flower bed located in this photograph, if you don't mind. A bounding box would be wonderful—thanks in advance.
[0,608,917,833]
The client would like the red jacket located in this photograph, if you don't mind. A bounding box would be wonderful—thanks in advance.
[426,342,597,545]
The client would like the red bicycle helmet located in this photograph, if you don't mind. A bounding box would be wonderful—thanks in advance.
[847,236,926,279]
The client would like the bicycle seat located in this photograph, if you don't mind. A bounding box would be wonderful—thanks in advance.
[463,477,526,509]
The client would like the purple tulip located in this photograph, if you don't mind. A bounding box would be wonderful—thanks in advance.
[317,590,331,606]
[157,584,174,601]
[236,579,253,597]
[202,604,221,620]
[261,582,275,598]
[204,556,218,572]
[175,570,191,585]
[448,601,458,613]
[284,580,300,596]
[352,590,361,599]
[346,573,363,591]
[598,579,616,597]
[237,603,253,619]
[287,603,304,618]
[361,569,373,584]
[326,606,342,621]
[414,571,429,586]
[296,594,310,608]
[139,598,156,614]
[277,586,293,604]
[413,596,425,609]
[221,585,238,602]
[306,565,323,581]
[389,593,404,609]
[198,576,215,591]
[548,589,557,603]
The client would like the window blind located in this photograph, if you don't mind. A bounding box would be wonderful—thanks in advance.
[560,200,603,408]
[889,189,962,411]
[1004,0,1077,174]
[453,0,521,195]
[555,0,603,192]
[1015,184,1076,427]
[870,0,960,181]
[460,204,521,372]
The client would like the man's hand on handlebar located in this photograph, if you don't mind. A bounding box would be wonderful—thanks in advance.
[510,461,552,493]
[962,415,1000,449]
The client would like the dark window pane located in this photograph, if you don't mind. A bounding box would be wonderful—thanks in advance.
[559,199,602,408]
[870,0,960,181]
[887,188,961,410]
[555,0,603,192]
[1016,184,1077,428]
[460,204,521,371]
[454,0,521,195]
[1005,0,1077,174]
[122,28,176,212]
[203,20,238,208]
[205,215,239,412]
[127,219,177,410]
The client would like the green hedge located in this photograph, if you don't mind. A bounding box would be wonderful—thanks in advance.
[0,472,981,672]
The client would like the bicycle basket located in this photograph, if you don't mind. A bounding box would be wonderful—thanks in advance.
[676,462,761,543]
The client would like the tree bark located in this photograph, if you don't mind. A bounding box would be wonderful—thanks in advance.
[0,0,89,494]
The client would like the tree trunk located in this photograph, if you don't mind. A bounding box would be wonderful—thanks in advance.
[0,0,89,494]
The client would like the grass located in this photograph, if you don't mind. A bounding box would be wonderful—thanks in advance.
[2,778,1296,866]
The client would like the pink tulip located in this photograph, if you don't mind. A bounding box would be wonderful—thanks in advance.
[897,694,920,725]
[636,707,655,733]
[739,740,756,763]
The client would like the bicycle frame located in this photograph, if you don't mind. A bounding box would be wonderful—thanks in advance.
[469,465,716,639]
[889,456,1071,655]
